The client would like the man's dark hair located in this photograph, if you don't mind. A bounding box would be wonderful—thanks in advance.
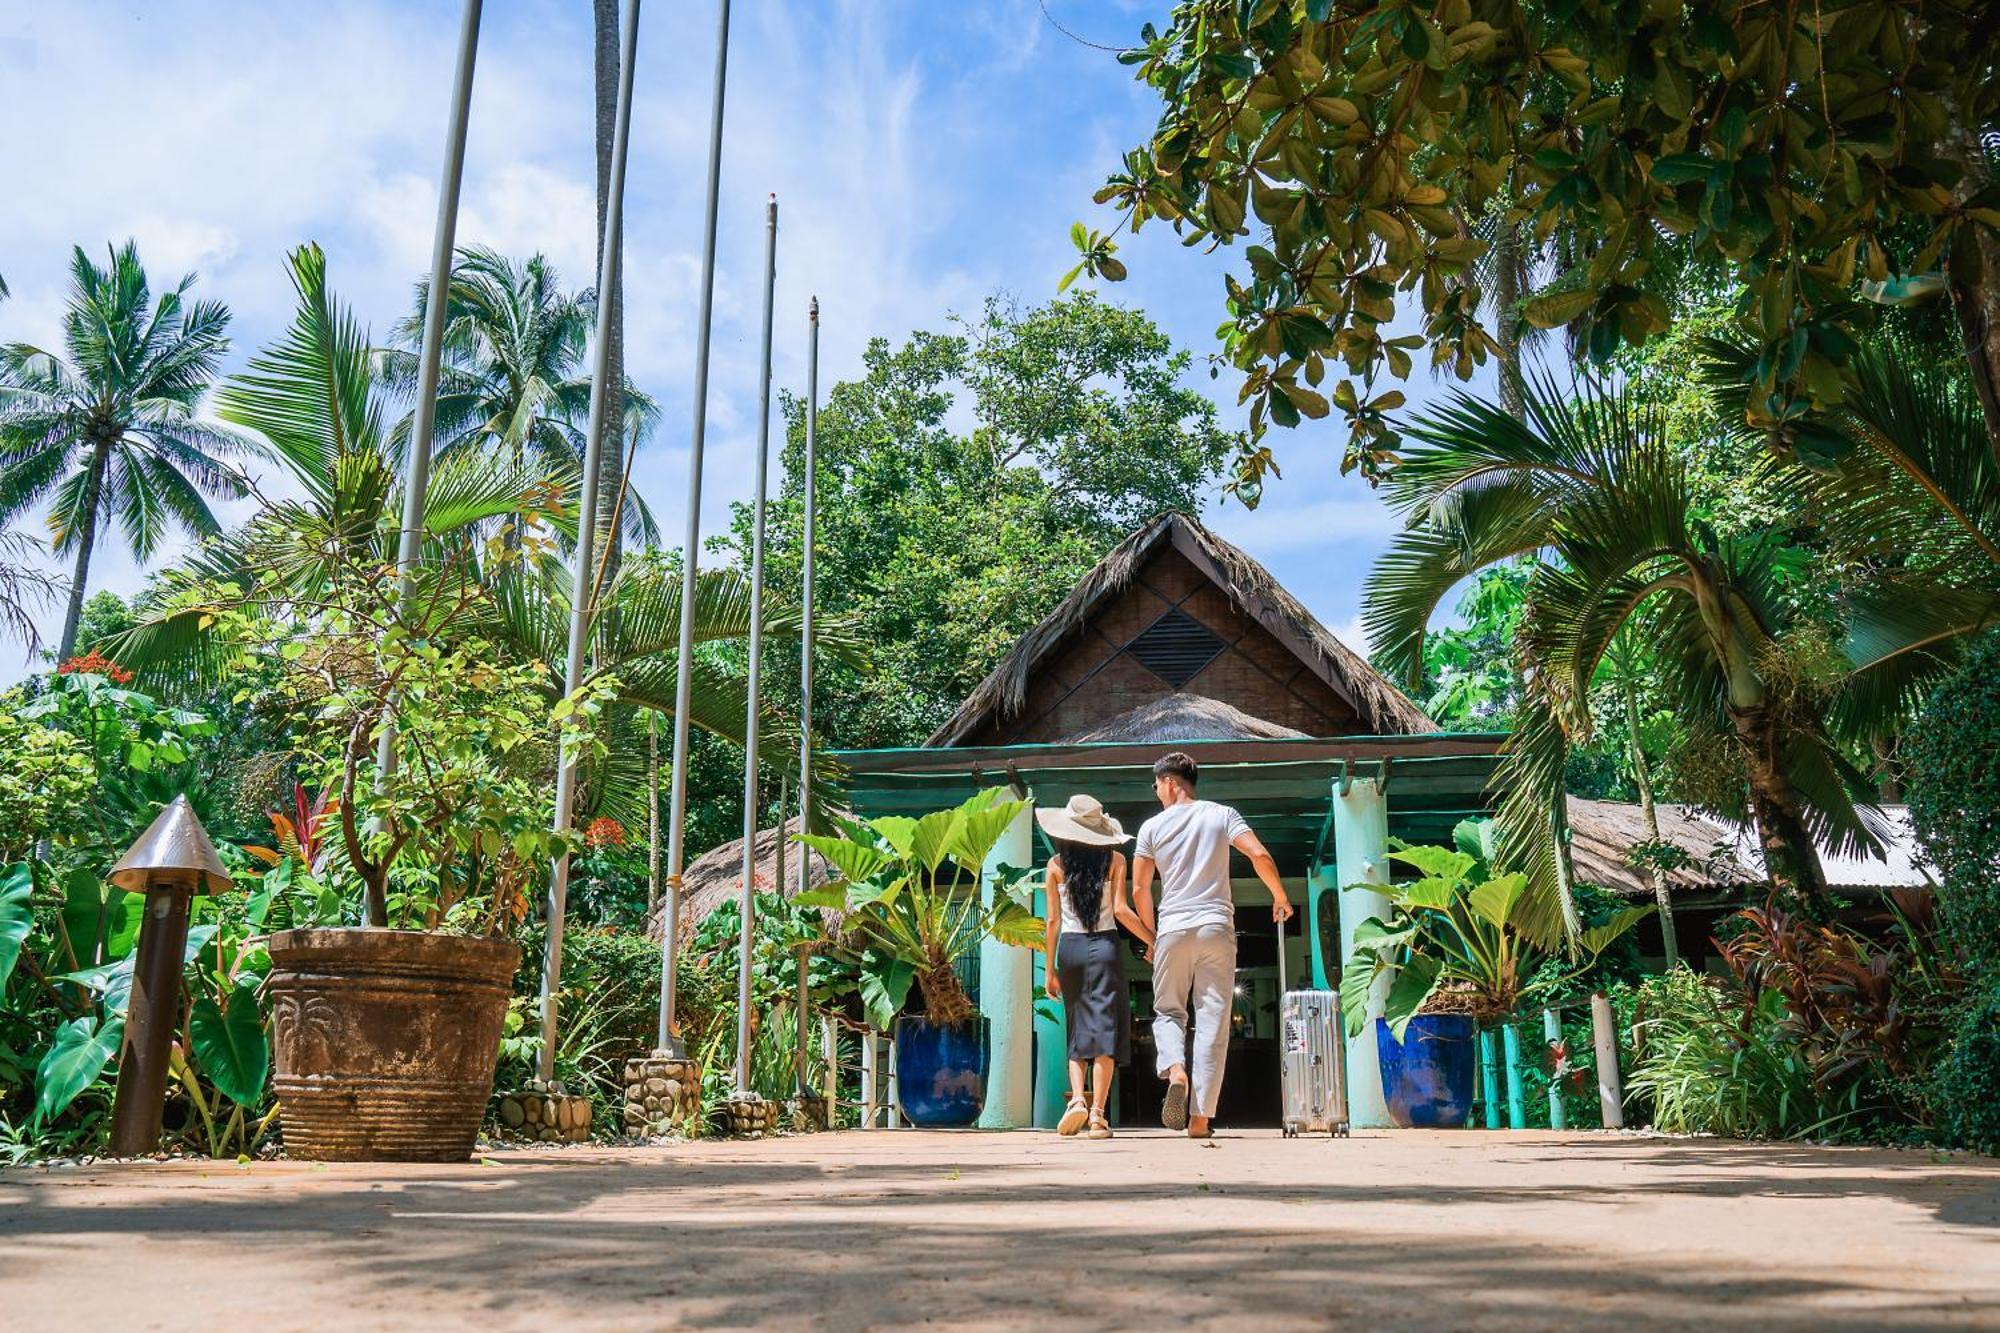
[1153,751,1199,789]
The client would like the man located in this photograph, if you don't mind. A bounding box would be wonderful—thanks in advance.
[1133,751,1293,1138]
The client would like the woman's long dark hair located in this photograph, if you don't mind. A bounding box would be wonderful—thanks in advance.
[1055,838,1113,930]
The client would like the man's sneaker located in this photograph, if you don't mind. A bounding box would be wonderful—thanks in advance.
[1161,1080,1190,1131]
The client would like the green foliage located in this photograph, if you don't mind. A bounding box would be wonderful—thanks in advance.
[797,787,1040,1027]
[0,691,93,859]
[0,241,250,657]
[1340,820,1648,1039]
[729,293,1235,748]
[1095,0,2000,484]
[1904,631,2000,974]
[1928,980,2000,1153]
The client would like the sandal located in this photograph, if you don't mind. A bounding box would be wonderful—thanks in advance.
[1057,1096,1089,1137]
[1088,1110,1113,1140]
[1161,1079,1190,1131]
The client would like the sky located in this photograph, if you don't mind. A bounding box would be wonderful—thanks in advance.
[0,0,1496,686]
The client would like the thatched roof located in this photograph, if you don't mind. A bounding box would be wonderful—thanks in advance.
[644,815,840,948]
[1059,692,1308,744]
[927,511,1435,746]
[1566,797,1928,898]
[1566,797,1759,899]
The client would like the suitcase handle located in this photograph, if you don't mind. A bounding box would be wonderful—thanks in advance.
[1276,908,1287,997]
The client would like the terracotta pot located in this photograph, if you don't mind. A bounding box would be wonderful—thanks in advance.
[265,928,519,1162]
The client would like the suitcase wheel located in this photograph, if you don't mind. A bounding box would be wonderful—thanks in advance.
[1332,1123,1350,1139]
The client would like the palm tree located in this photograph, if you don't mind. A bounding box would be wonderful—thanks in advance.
[106,243,568,682]
[382,246,657,551]
[1365,379,1903,926]
[0,528,60,658]
[0,242,248,660]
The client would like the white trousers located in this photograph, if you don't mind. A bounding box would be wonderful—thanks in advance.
[1151,923,1236,1118]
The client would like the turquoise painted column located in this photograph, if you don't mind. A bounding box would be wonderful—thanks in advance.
[1030,880,1067,1128]
[1501,1022,1527,1129]
[976,801,1034,1129]
[1333,776,1393,1129]
[1305,862,1340,990]
[1478,1028,1502,1129]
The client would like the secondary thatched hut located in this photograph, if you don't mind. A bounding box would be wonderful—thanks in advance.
[644,816,839,949]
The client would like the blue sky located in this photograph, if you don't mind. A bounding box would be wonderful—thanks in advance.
[1,0,1494,685]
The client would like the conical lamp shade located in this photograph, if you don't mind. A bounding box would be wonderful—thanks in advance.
[108,795,233,895]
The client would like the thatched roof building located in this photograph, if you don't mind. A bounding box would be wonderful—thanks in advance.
[644,816,838,948]
[927,511,1435,746]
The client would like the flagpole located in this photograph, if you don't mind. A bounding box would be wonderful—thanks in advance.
[372,0,483,929]
[797,297,818,916]
[734,195,777,1096]
[658,0,734,1054]
[540,0,642,1081]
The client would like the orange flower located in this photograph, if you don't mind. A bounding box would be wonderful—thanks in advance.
[585,816,627,849]
[57,650,134,684]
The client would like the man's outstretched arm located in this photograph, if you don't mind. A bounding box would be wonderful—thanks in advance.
[1232,828,1294,922]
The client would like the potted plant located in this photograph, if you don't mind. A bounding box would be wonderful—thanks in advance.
[798,787,1042,1127]
[1342,820,1649,1128]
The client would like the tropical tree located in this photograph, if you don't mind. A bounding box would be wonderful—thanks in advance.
[1085,0,2000,485]
[104,243,567,684]
[1364,379,1903,921]
[382,246,657,552]
[0,530,60,658]
[0,242,249,660]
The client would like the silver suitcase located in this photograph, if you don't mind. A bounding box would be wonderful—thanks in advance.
[1276,915,1350,1138]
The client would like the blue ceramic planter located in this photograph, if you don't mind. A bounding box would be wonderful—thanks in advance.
[1375,1014,1477,1128]
[894,1015,989,1127]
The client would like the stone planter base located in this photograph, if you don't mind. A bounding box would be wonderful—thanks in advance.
[622,1054,702,1137]
[787,1095,829,1132]
[494,1080,593,1144]
[718,1094,782,1139]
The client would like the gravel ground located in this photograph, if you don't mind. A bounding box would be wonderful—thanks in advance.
[3,1128,1996,1330]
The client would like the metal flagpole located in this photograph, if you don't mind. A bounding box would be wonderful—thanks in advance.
[539,0,642,1081]
[734,195,778,1096]
[371,0,483,930]
[658,0,735,1055]
[797,298,818,904]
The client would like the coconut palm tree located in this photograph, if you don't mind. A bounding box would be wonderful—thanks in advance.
[382,246,657,552]
[1364,379,1904,927]
[0,242,249,660]
[105,243,568,681]
[0,528,60,658]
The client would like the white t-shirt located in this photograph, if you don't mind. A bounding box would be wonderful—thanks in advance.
[1135,799,1249,936]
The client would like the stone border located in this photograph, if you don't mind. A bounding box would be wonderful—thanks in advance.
[623,1055,702,1137]
[494,1080,593,1144]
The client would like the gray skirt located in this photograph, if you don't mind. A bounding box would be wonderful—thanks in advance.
[1056,930,1131,1063]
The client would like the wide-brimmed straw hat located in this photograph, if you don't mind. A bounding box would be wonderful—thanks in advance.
[1034,793,1130,847]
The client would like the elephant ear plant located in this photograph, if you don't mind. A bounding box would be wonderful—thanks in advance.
[1342,820,1651,1041]
[797,787,1043,1030]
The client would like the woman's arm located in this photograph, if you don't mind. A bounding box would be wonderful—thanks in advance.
[1110,852,1154,948]
[1043,858,1062,998]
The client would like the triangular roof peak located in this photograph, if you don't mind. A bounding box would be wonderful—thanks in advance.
[927,510,1435,747]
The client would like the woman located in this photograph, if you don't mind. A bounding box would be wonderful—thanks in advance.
[1038,794,1154,1139]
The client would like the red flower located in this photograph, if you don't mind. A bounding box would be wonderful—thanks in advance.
[57,650,134,684]
[585,816,627,849]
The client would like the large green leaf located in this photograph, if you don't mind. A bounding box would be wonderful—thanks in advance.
[1466,873,1529,931]
[858,956,915,1031]
[869,816,919,858]
[55,922,215,1019]
[947,791,1029,872]
[1579,906,1653,959]
[1385,845,1476,882]
[792,833,895,888]
[1379,956,1444,1042]
[0,862,32,996]
[1340,950,1386,1037]
[35,1014,124,1126]
[1395,877,1457,912]
[908,807,960,875]
[189,983,269,1107]
[986,898,1045,950]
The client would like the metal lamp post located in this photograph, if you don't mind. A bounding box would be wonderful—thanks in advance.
[106,796,233,1157]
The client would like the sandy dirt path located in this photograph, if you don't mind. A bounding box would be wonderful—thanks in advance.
[3,1129,1997,1330]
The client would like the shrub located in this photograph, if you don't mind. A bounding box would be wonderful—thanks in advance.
[1904,630,2000,976]
[1929,981,2000,1153]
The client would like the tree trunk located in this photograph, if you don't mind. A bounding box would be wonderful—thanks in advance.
[1620,664,1677,968]
[55,437,112,663]
[1493,218,1525,423]
[647,708,661,914]
[591,0,627,588]
[1729,703,1830,907]
[1943,106,2000,470]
